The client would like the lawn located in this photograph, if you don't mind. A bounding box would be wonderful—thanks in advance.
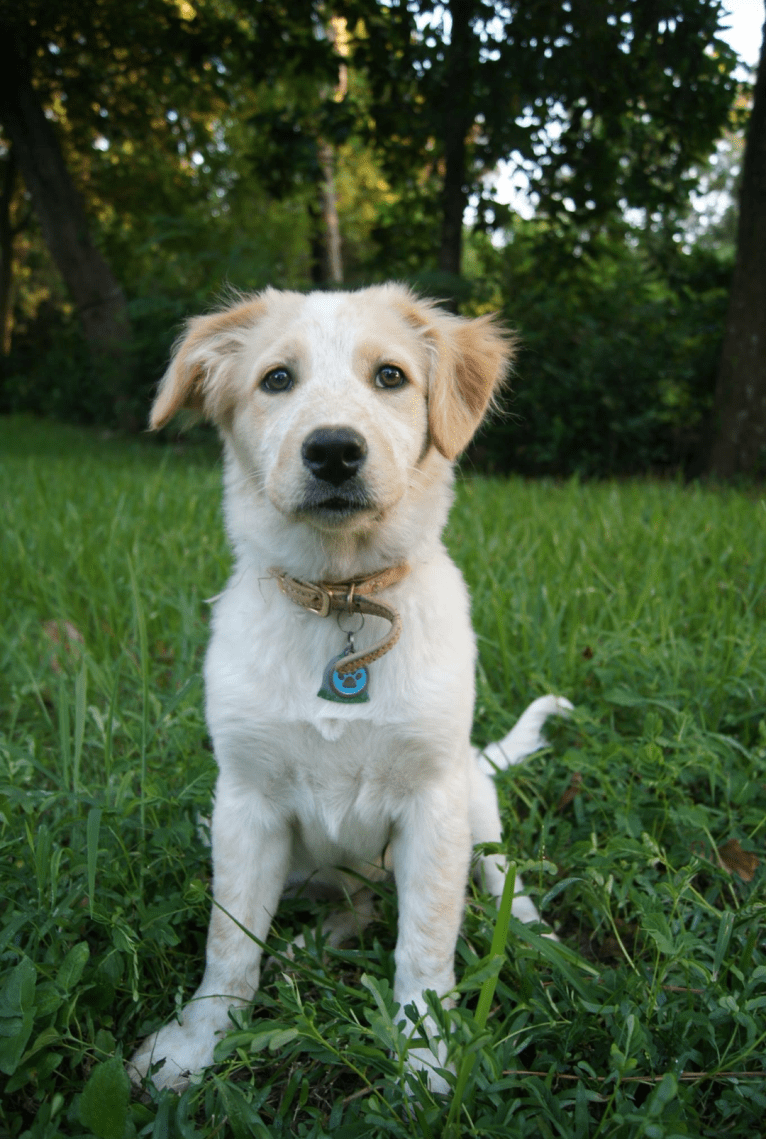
[1,415,765,1138]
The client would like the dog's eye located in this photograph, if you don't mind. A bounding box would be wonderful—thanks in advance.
[261,367,293,393]
[375,365,407,390]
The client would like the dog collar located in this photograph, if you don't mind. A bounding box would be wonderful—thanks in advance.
[272,564,409,678]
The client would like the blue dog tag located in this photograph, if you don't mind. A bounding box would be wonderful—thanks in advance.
[318,650,370,703]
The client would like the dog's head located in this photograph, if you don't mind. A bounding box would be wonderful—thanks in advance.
[151,285,514,537]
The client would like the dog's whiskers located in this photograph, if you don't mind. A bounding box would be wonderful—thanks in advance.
[234,467,266,495]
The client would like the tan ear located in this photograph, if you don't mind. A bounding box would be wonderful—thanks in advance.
[149,296,268,430]
[394,290,515,461]
[427,311,514,460]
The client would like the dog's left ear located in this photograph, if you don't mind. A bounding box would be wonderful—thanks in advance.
[398,294,515,461]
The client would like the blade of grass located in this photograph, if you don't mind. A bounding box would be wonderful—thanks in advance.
[58,673,71,794]
[128,557,149,839]
[103,657,121,792]
[73,661,87,795]
[86,807,101,918]
[445,861,516,1136]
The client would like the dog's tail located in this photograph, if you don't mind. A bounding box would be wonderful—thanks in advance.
[477,695,573,774]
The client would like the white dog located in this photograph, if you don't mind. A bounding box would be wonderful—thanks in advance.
[129,284,569,1094]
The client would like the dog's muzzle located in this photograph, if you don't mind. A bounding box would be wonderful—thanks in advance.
[300,426,372,514]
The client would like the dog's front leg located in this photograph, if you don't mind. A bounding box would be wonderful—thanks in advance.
[390,788,472,1095]
[129,779,291,1091]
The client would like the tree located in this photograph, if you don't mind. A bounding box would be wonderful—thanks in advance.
[709,18,766,478]
[0,0,339,416]
[0,147,29,353]
[341,0,739,299]
[0,22,132,406]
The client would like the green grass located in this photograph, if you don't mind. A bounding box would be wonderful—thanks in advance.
[1,414,765,1138]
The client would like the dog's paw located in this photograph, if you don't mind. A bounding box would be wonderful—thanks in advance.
[128,1018,219,1092]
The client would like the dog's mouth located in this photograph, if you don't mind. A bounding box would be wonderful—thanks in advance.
[298,480,374,521]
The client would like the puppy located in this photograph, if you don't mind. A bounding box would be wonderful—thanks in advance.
[129,284,568,1094]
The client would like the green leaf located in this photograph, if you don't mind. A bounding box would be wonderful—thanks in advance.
[507,915,599,998]
[5,1048,64,1095]
[713,910,735,980]
[56,941,90,992]
[454,954,505,993]
[604,687,644,707]
[0,957,37,1075]
[33,981,63,1019]
[541,876,584,909]
[216,1024,299,1058]
[78,1057,131,1139]
[645,1072,678,1116]
[367,1013,407,1055]
[215,1078,273,1139]
[643,911,675,956]
[266,1027,299,1052]
[360,973,397,1026]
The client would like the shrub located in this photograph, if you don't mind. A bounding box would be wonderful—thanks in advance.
[469,229,732,477]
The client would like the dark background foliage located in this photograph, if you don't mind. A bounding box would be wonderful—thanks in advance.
[469,230,733,476]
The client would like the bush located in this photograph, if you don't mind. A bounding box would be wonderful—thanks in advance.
[0,294,202,431]
[469,228,732,477]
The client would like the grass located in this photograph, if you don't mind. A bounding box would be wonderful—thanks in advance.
[1,414,765,1138]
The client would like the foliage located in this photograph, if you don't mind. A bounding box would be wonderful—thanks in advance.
[0,187,311,428]
[1,417,764,1137]
[340,0,739,257]
[465,223,733,476]
[0,0,338,360]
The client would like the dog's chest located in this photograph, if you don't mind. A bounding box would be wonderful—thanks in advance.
[225,718,434,867]
[291,724,392,857]
[226,717,440,805]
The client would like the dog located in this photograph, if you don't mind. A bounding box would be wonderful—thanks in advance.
[128,284,570,1094]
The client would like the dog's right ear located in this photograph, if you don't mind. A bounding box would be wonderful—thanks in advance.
[149,297,268,430]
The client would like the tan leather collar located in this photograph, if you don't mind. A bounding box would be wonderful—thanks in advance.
[272,564,409,675]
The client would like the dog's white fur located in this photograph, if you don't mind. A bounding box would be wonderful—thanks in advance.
[129,284,569,1094]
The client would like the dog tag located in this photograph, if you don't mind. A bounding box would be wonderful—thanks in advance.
[318,649,370,704]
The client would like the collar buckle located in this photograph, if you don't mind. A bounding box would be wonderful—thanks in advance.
[305,582,333,618]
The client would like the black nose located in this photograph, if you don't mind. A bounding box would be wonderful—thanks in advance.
[301,427,368,486]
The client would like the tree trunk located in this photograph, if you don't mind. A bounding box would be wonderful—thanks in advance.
[437,0,475,305]
[0,148,17,355]
[0,37,133,412]
[317,16,345,286]
[307,142,344,287]
[318,140,343,285]
[308,196,327,286]
[709,21,766,478]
